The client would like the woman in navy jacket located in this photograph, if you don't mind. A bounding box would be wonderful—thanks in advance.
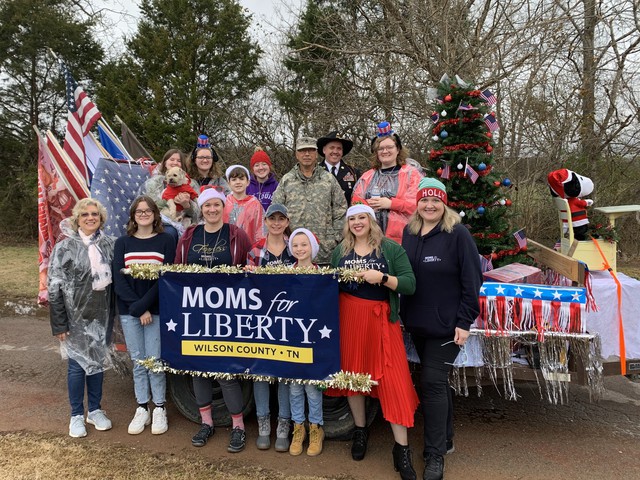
[401,178,482,480]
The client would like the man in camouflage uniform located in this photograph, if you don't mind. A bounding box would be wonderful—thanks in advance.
[272,136,347,264]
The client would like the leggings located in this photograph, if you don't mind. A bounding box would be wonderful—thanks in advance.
[192,377,244,415]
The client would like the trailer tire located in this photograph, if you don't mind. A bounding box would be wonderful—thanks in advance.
[168,374,254,426]
[322,395,379,440]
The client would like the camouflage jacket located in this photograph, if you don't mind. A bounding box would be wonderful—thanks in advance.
[272,164,347,264]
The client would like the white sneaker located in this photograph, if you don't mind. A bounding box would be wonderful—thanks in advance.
[128,406,151,435]
[69,415,87,438]
[87,409,112,431]
[151,407,168,435]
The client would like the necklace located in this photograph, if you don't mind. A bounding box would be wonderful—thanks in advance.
[134,232,156,239]
[203,225,223,268]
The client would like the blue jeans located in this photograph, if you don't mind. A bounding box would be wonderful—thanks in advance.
[68,357,103,416]
[253,380,291,419]
[289,383,323,425]
[162,223,179,243]
[120,314,166,405]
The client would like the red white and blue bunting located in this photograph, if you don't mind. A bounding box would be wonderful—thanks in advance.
[478,282,587,338]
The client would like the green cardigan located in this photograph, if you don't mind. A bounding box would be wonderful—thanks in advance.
[331,237,416,322]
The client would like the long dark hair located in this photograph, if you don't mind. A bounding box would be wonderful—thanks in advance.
[126,196,164,236]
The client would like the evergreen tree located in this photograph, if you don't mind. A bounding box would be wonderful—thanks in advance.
[97,0,264,156]
[0,0,103,237]
[425,75,527,267]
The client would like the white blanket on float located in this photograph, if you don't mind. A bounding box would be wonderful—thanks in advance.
[584,271,640,359]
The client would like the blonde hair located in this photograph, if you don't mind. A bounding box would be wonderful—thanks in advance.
[407,203,460,235]
[70,198,108,232]
[187,147,223,180]
[369,137,410,170]
[340,213,384,257]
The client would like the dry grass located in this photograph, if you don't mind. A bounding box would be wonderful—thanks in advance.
[0,243,39,301]
[0,431,347,480]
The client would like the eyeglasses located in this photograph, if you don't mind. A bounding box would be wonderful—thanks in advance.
[80,212,100,218]
[135,209,153,216]
[196,156,213,161]
[377,145,396,152]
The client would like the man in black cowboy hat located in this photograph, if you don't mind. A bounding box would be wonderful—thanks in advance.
[317,131,361,205]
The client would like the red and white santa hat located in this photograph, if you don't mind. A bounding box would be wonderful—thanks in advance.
[288,228,320,260]
[547,169,571,198]
[197,185,226,207]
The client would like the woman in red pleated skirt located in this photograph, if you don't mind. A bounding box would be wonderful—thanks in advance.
[326,202,419,480]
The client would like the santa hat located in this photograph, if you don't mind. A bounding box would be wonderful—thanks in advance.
[289,228,320,260]
[547,169,571,198]
[346,200,376,220]
[225,164,251,180]
[197,185,226,207]
[250,147,272,170]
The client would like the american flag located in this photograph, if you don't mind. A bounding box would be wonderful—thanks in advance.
[484,113,499,132]
[61,60,102,185]
[457,101,476,111]
[430,112,440,123]
[45,130,90,200]
[440,162,451,179]
[465,162,479,183]
[90,158,151,237]
[480,89,497,106]
[479,254,493,273]
[513,228,527,249]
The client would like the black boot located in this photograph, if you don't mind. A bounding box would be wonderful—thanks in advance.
[351,426,368,461]
[423,453,444,480]
[392,442,417,480]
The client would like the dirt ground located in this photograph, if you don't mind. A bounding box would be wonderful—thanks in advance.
[2,304,640,480]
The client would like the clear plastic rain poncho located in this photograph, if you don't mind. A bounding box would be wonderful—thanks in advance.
[48,219,116,375]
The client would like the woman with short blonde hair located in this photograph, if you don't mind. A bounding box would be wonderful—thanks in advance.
[48,198,115,438]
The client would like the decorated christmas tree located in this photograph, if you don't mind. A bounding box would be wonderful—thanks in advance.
[426,74,528,268]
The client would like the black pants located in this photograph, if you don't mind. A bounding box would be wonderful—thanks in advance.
[412,335,459,457]
[192,377,244,415]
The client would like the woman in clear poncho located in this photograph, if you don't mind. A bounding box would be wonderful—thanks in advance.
[48,198,116,438]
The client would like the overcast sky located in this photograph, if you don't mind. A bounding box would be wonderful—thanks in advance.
[95,0,302,53]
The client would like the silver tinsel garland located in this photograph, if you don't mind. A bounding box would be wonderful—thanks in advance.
[451,330,604,405]
[137,357,376,393]
[123,263,364,283]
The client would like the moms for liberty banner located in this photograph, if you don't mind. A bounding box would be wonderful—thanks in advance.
[159,272,340,380]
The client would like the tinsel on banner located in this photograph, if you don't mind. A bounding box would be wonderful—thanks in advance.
[478,282,587,340]
[123,263,364,283]
[138,357,377,393]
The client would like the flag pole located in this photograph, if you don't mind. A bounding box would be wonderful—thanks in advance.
[44,130,91,199]
[114,114,155,162]
[32,126,85,201]
[98,118,133,161]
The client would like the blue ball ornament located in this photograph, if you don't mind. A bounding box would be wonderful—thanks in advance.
[477,206,485,215]
[478,162,487,171]
[502,178,512,187]
[440,130,448,139]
